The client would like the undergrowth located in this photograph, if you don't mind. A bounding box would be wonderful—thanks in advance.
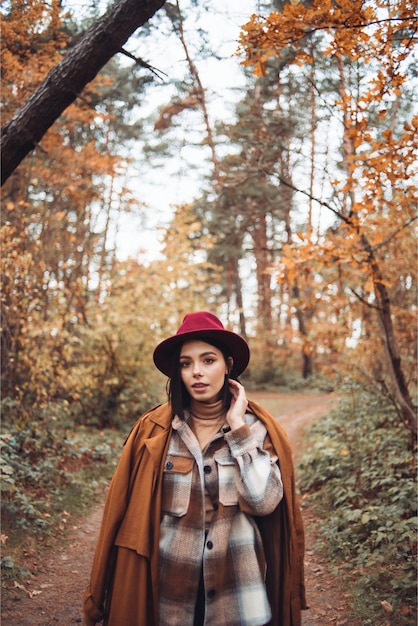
[298,386,417,625]
[0,421,125,585]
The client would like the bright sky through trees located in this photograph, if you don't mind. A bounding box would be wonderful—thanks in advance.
[62,0,260,261]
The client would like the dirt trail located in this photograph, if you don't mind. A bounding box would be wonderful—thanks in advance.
[1,392,359,626]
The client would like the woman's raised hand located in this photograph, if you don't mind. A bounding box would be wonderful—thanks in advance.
[226,379,248,430]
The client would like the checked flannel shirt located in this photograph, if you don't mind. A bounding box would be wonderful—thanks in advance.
[159,410,284,626]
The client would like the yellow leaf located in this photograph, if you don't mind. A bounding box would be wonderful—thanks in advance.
[14,581,25,591]
[380,600,393,614]
[254,61,266,77]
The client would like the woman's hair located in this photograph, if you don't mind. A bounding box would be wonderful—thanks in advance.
[167,338,240,420]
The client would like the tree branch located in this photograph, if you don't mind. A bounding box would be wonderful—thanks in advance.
[272,172,349,223]
[269,172,418,255]
[1,0,166,185]
[350,288,381,310]
[118,47,167,80]
[266,16,417,50]
[374,214,418,251]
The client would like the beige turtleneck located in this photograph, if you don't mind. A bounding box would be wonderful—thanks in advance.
[188,398,227,528]
[188,398,226,450]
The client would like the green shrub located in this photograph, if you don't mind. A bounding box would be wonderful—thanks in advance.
[1,423,122,531]
[299,387,417,624]
[0,417,124,583]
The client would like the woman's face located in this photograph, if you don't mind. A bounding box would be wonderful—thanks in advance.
[179,340,229,404]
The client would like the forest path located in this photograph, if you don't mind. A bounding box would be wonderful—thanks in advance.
[2,391,359,625]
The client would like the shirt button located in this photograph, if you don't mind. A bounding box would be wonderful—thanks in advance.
[207,589,216,599]
[206,540,213,550]
[165,461,173,470]
[203,465,212,474]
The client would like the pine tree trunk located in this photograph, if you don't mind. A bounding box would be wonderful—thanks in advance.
[1,0,165,184]
[252,213,273,335]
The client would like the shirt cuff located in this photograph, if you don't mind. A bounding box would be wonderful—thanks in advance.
[224,423,259,457]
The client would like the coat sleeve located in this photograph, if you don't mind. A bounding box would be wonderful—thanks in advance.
[83,404,173,625]
[83,411,159,624]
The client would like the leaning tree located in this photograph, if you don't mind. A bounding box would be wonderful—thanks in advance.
[1,0,166,185]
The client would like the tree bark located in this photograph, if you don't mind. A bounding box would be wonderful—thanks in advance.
[1,0,166,185]
[251,213,273,335]
[361,233,417,436]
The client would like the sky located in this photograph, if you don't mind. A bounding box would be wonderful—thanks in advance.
[63,0,261,262]
[128,2,261,261]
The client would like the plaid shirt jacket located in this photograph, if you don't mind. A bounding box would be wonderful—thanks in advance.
[159,411,283,625]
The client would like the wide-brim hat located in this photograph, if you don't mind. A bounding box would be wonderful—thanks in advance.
[153,311,250,377]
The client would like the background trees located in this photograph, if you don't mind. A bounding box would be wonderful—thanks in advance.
[1,0,416,432]
[1,0,158,425]
[238,0,417,432]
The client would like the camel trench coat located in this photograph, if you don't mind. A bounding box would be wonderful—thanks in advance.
[83,400,307,626]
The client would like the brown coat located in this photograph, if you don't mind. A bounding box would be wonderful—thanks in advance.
[83,400,307,626]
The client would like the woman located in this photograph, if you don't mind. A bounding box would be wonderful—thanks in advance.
[83,312,306,626]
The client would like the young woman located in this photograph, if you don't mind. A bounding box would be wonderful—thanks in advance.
[83,312,306,626]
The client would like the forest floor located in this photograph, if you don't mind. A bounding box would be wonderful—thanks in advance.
[1,390,362,625]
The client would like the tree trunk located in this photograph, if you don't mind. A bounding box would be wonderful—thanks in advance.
[293,284,313,379]
[1,0,165,185]
[251,213,273,335]
[281,161,314,378]
[233,261,247,340]
[226,256,246,339]
[361,234,417,435]
[336,58,416,436]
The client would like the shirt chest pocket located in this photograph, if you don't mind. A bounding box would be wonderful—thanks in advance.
[162,455,194,517]
[214,450,239,506]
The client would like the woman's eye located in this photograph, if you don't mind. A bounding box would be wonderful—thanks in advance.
[204,358,214,364]
[180,361,190,368]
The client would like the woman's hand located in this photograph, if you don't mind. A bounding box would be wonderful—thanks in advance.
[226,379,248,430]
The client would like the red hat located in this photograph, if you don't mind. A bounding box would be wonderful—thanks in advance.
[153,311,250,377]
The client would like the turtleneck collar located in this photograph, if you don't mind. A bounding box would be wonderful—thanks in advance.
[189,398,225,422]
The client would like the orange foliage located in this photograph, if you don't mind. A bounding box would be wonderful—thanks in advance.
[239,0,417,419]
[1,0,70,122]
[239,0,416,73]
[1,2,139,423]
